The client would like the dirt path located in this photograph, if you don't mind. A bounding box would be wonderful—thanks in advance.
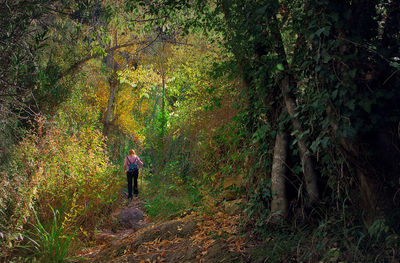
[74,194,257,263]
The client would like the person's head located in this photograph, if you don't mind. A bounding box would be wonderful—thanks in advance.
[128,149,136,156]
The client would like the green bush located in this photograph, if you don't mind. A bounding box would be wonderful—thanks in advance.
[0,116,122,260]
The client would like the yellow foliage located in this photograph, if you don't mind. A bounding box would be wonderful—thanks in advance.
[114,66,160,140]
[6,116,121,247]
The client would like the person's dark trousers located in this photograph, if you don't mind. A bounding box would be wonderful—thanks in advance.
[126,170,139,198]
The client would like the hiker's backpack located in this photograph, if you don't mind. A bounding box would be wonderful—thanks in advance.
[127,156,139,173]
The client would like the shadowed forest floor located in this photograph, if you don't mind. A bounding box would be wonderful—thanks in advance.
[73,192,260,263]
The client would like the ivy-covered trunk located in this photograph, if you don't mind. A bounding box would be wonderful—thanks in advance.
[270,9,320,206]
[280,74,319,205]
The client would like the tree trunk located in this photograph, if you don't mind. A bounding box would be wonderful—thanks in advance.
[103,27,118,136]
[280,75,319,205]
[271,127,289,220]
[161,70,165,114]
[104,71,118,136]
[271,10,319,205]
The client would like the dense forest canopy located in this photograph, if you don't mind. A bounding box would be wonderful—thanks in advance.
[0,0,399,262]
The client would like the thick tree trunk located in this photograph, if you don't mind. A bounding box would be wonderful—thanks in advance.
[271,127,289,220]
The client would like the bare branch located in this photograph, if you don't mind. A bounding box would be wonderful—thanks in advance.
[57,35,164,80]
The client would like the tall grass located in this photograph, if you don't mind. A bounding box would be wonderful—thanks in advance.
[26,208,73,262]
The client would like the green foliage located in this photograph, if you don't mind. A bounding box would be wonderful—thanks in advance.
[156,105,170,142]
[250,214,399,262]
[142,175,201,219]
[36,62,70,115]
[26,208,74,263]
[0,97,121,259]
[245,179,272,229]
[141,34,239,184]
[0,0,50,122]
[143,2,400,261]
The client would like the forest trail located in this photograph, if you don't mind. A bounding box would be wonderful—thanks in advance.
[74,193,257,263]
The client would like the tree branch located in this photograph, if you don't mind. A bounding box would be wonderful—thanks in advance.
[129,16,169,23]
[57,32,192,80]
[56,40,147,80]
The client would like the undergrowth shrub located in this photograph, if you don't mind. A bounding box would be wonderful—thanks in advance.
[248,208,399,262]
[142,175,201,219]
[0,116,122,261]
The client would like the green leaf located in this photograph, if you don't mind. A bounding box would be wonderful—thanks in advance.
[320,137,329,148]
[345,99,355,111]
[331,12,339,22]
[389,61,400,69]
[331,89,338,99]
[310,140,319,152]
[256,6,268,15]
[349,69,357,78]
[359,99,372,113]
[315,26,330,37]
[276,63,284,71]
[290,129,299,136]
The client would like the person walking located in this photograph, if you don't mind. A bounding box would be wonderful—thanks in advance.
[123,149,143,201]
